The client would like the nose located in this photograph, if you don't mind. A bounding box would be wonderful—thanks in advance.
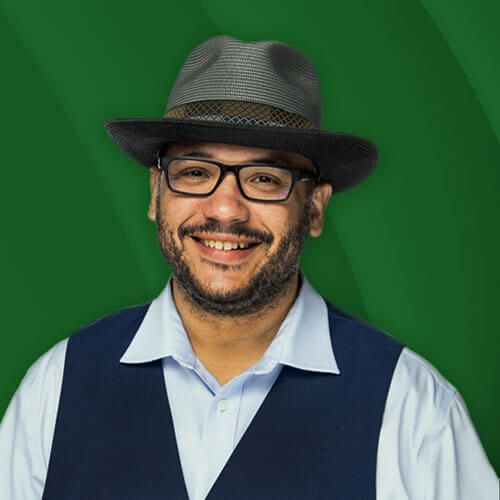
[201,172,250,224]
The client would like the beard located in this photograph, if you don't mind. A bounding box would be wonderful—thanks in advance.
[155,182,312,317]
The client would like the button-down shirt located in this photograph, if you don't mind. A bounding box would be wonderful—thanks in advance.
[0,275,498,499]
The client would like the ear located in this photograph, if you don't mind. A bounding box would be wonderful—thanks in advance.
[147,166,161,222]
[309,182,332,237]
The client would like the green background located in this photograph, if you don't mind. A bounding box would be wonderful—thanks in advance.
[1,0,499,472]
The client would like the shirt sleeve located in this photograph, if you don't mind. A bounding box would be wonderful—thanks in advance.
[377,347,499,500]
[421,390,499,500]
[0,338,68,500]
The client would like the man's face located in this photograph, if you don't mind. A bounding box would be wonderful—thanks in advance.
[148,142,331,316]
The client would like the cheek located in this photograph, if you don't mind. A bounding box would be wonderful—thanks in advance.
[261,205,301,240]
[160,193,203,228]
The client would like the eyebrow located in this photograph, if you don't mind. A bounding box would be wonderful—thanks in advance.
[175,150,290,165]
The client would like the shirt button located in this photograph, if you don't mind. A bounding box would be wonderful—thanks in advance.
[218,399,229,412]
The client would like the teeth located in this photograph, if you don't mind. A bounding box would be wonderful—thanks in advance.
[200,239,252,250]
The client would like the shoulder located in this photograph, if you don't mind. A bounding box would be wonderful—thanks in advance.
[19,337,69,404]
[62,302,153,372]
[389,347,457,425]
[396,347,457,395]
[70,302,151,341]
[0,338,69,469]
[13,303,151,399]
[0,338,69,497]
[380,347,458,471]
[15,338,68,432]
[324,301,404,369]
[379,349,499,498]
[324,298,456,414]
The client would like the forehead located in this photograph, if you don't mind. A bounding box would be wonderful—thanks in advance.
[163,141,317,174]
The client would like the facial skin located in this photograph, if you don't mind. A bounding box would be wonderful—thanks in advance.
[148,142,332,317]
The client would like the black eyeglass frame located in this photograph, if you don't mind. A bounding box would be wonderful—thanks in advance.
[157,156,321,203]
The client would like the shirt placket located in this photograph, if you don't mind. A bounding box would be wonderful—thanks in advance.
[193,377,244,500]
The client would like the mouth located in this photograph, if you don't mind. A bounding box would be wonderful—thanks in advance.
[190,235,263,261]
[193,236,260,250]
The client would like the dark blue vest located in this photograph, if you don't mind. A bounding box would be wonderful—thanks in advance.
[42,300,403,499]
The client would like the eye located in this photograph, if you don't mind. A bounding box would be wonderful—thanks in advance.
[241,166,292,195]
[252,174,279,184]
[247,172,284,185]
[181,168,209,178]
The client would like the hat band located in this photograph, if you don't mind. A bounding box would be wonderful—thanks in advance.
[165,100,315,129]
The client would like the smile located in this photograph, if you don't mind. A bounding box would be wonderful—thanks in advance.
[201,239,251,250]
[191,234,261,250]
[190,236,262,261]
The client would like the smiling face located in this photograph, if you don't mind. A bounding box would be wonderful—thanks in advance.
[148,141,332,316]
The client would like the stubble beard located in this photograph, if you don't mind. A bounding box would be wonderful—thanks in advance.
[155,182,312,317]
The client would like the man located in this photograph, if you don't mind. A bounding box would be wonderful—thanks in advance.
[0,36,497,499]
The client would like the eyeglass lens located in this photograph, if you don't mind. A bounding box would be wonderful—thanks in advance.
[167,159,293,200]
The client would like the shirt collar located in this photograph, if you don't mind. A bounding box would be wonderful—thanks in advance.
[278,276,339,374]
[120,277,188,365]
[120,274,339,375]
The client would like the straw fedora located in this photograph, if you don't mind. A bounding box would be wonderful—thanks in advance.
[105,36,378,193]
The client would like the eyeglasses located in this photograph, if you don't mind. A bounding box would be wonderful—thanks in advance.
[157,156,319,202]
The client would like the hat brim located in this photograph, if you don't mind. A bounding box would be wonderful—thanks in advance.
[105,118,378,194]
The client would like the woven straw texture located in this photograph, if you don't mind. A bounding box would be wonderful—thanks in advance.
[166,37,322,127]
[105,36,378,193]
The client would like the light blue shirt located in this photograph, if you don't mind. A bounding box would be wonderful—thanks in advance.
[120,275,338,500]
[0,274,498,499]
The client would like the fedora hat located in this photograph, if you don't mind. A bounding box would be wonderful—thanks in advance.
[105,36,378,193]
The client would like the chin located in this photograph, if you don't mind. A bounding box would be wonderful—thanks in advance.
[203,272,252,295]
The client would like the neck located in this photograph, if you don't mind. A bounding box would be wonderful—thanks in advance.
[171,273,300,386]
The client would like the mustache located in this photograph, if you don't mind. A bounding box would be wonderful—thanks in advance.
[179,221,274,245]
